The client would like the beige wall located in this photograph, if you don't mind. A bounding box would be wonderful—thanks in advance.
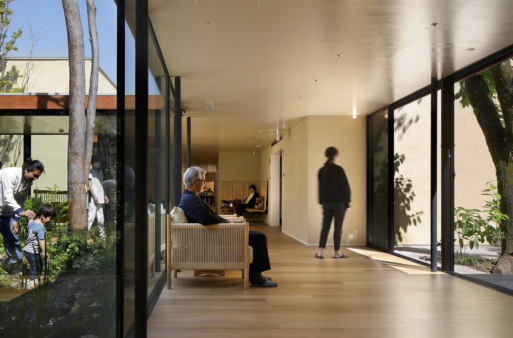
[261,116,367,245]
[5,58,116,94]
[32,135,69,192]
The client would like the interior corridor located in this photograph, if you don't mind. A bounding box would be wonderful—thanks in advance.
[147,225,513,338]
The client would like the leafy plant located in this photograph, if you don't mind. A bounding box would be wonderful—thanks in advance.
[454,181,507,262]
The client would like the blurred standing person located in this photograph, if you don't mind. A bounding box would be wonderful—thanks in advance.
[0,159,44,269]
[316,147,351,259]
[88,156,108,238]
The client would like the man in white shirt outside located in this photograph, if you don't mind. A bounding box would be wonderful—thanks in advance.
[88,157,108,238]
[0,159,44,270]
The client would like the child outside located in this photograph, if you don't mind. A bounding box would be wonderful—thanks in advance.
[23,204,56,279]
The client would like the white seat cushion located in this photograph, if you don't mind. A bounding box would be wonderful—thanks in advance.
[171,207,189,224]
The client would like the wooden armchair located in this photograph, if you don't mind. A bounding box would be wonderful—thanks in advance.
[167,215,251,289]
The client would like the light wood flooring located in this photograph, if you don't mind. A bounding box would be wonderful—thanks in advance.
[147,225,513,338]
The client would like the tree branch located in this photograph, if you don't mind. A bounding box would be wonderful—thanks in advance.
[0,135,13,162]
[465,73,505,165]
[84,0,99,178]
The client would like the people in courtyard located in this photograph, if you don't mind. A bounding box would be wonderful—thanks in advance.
[236,184,259,216]
[178,167,278,287]
[316,147,351,259]
[23,204,56,279]
[88,156,108,238]
[0,159,44,270]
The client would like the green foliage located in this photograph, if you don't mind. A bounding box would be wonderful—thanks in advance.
[18,185,69,243]
[0,0,24,93]
[454,181,507,261]
[47,233,117,276]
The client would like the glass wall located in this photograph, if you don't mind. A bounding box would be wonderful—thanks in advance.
[453,60,513,291]
[123,0,136,334]
[368,109,390,251]
[393,94,441,266]
[147,31,169,298]
[0,1,119,336]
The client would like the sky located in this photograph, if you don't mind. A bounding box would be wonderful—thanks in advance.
[8,0,118,83]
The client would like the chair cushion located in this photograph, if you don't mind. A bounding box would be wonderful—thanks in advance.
[171,207,189,224]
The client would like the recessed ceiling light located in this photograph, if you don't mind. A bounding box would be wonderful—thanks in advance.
[321,108,324,109]
[467,48,475,51]
[207,79,212,81]
[271,133,274,135]
[335,54,343,57]
[297,96,302,99]
[312,79,318,82]
[259,130,262,132]
[205,22,211,25]
[431,23,438,27]
[268,121,271,122]
[256,145,262,147]
[198,140,200,142]
[358,79,361,82]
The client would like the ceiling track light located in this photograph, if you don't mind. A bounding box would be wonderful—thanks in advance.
[335,54,343,57]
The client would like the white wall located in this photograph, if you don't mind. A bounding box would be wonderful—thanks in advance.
[261,116,367,245]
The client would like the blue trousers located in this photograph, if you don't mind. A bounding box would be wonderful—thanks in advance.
[0,215,23,264]
[24,251,43,279]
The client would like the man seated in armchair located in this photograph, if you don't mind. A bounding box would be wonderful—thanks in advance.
[178,167,278,287]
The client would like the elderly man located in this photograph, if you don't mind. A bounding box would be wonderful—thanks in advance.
[179,167,277,287]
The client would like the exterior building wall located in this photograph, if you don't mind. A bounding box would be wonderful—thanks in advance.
[5,58,116,94]
[1,58,117,195]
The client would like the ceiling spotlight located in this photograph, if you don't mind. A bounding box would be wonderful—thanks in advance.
[352,107,357,119]
[268,121,271,122]
[384,112,389,119]
[207,79,212,81]
[256,145,262,147]
[312,79,318,82]
[335,54,343,57]
[259,130,262,132]
[271,133,274,135]
[467,48,475,51]
[431,23,438,27]
[205,22,211,25]
[297,96,302,99]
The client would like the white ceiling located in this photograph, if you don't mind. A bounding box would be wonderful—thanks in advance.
[149,0,513,166]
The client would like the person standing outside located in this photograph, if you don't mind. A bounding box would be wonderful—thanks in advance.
[316,147,351,259]
[0,159,44,268]
[88,157,108,238]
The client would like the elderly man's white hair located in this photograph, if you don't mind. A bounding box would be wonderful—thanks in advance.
[183,166,206,187]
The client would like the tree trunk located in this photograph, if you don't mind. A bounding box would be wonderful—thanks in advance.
[0,135,13,162]
[84,0,99,177]
[62,0,87,234]
[490,60,513,253]
[465,61,513,253]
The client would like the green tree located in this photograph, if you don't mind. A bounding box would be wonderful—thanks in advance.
[456,58,513,254]
[0,0,23,93]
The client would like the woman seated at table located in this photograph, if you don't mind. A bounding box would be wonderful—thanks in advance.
[237,185,259,216]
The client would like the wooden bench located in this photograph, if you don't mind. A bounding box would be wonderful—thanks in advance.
[167,215,251,289]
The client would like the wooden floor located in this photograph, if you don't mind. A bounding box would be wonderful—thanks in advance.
[148,225,513,338]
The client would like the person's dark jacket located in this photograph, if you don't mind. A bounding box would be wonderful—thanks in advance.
[318,162,351,207]
[179,189,229,225]
[242,191,259,208]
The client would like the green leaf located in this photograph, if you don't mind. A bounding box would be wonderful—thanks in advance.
[474,239,479,249]
[459,238,464,248]
[469,240,474,250]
